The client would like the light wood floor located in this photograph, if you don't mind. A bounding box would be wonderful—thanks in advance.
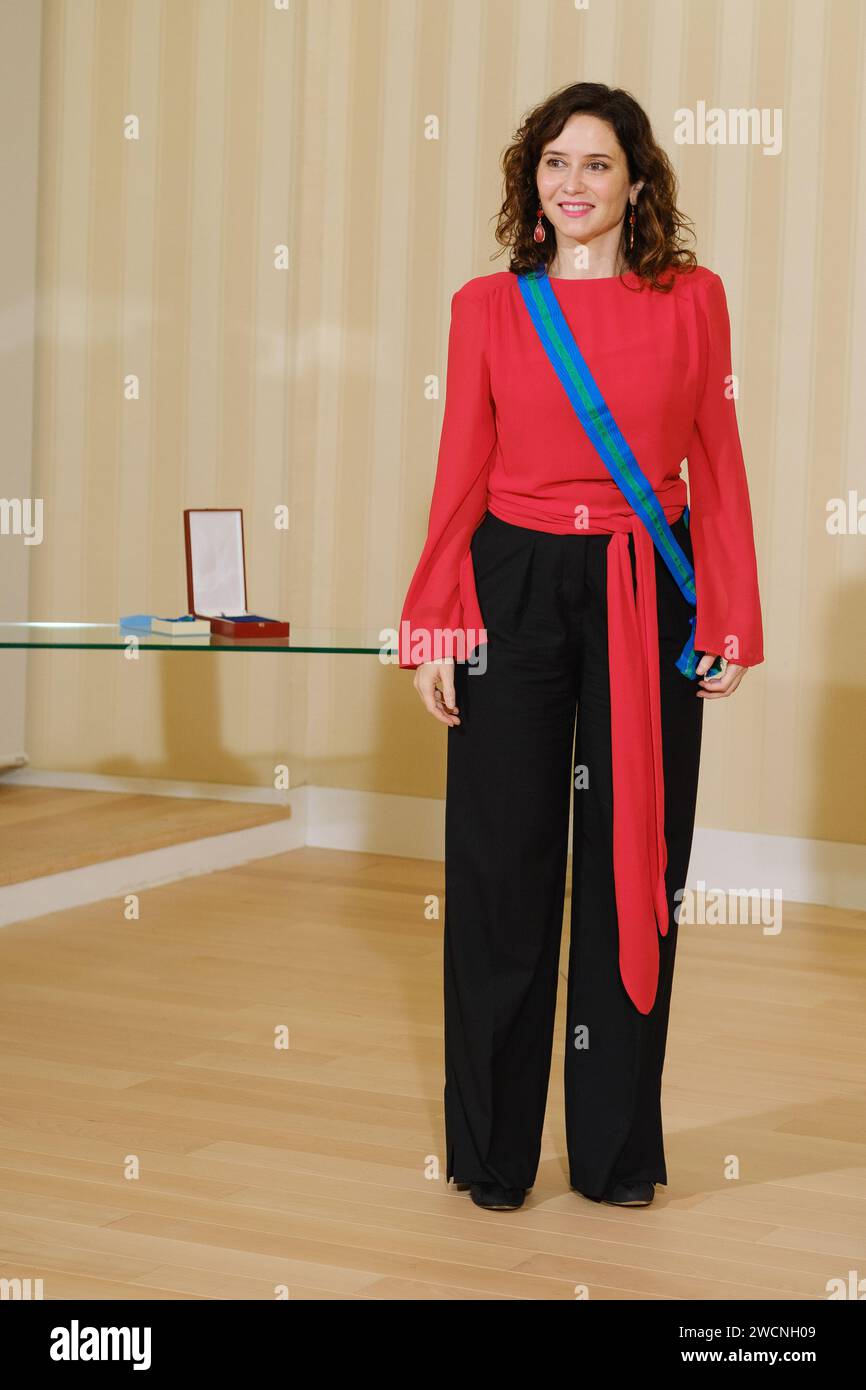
[0,784,291,886]
[0,794,864,1299]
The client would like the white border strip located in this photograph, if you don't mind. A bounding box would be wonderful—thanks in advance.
[0,794,307,927]
[2,767,290,804]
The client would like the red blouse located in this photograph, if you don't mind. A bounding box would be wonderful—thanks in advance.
[398,264,764,1013]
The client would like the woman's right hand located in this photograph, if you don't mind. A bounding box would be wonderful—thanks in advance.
[413,658,460,727]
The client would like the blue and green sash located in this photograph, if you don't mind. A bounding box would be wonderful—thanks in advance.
[517,268,723,680]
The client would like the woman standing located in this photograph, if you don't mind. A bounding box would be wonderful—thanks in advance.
[398,83,763,1212]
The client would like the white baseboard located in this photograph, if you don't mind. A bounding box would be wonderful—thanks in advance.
[305,788,864,911]
[0,772,863,923]
[688,826,864,912]
[304,785,446,860]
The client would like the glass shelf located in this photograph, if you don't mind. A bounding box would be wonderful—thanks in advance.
[0,622,399,655]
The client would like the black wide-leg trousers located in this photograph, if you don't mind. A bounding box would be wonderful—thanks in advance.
[443,510,704,1199]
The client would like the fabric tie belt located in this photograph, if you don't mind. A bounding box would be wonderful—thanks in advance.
[595,515,670,1018]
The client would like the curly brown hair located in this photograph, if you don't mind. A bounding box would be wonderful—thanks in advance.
[494,82,697,293]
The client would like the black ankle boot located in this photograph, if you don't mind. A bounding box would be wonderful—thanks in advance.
[468,1181,526,1210]
[602,1180,655,1207]
[575,1179,655,1206]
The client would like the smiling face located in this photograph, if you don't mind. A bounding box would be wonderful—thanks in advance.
[536,112,644,263]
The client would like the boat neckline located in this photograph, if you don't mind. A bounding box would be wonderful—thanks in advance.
[545,270,639,284]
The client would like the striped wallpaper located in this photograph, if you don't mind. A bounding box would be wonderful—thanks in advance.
[13,0,866,846]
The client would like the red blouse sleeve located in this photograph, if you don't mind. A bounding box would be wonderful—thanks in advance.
[686,271,765,668]
[398,285,497,667]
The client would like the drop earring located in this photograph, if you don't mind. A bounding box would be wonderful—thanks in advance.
[628,202,636,252]
[533,205,546,243]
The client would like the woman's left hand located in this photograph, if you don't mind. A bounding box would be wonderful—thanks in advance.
[695,654,747,698]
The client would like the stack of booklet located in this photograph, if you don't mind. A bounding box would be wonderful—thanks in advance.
[119,614,212,638]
